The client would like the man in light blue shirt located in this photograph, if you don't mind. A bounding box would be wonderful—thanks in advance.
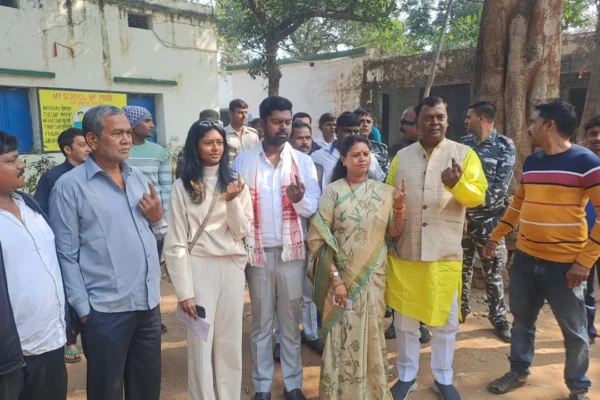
[50,105,167,400]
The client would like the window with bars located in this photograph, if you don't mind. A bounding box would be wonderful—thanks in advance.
[0,0,19,8]
[128,13,151,30]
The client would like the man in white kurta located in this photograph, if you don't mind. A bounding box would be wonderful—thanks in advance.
[387,97,487,400]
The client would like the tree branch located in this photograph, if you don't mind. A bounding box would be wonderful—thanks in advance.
[311,2,396,23]
[278,18,309,39]
[313,10,384,23]
[248,0,268,25]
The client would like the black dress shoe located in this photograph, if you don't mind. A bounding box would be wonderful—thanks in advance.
[254,392,271,400]
[304,337,325,355]
[284,389,307,400]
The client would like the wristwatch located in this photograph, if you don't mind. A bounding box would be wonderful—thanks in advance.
[332,271,340,277]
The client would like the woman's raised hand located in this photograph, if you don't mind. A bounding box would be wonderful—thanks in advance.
[225,173,246,202]
[393,178,406,209]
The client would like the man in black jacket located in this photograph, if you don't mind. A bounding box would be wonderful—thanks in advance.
[0,130,68,400]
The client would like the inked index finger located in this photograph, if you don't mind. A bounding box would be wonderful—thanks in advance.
[401,178,406,192]
[148,181,158,198]
[295,174,302,187]
[456,161,462,174]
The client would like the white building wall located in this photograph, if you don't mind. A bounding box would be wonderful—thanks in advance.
[221,53,367,134]
[0,0,218,153]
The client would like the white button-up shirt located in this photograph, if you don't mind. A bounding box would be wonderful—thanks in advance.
[313,135,333,148]
[0,194,66,356]
[311,141,386,190]
[233,147,321,248]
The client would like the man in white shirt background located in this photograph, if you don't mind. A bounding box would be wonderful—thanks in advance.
[0,130,68,400]
[313,113,336,148]
[233,96,321,400]
[311,112,386,189]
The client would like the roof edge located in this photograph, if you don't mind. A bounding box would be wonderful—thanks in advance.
[225,48,366,72]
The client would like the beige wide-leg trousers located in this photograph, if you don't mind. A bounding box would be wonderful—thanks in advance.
[187,255,246,400]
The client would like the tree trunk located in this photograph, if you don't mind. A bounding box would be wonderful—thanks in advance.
[472,0,563,182]
[423,0,454,98]
[577,2,600,143]
[266,37,282,96]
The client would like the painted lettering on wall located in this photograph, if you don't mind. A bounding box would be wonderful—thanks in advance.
[38,89,127,152]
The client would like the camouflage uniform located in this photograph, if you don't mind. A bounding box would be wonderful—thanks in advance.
[370,140,390,175]
[460,131,516,326]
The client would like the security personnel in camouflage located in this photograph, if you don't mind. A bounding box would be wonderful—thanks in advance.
[460,101,516,343]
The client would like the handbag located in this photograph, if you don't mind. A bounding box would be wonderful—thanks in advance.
[188,184,220,252]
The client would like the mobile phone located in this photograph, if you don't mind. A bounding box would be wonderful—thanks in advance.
[332,296,352,310]
[195,305,206,319]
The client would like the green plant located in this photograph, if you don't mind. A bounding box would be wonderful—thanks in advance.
[166,136,184,180]
[22,149,57,194]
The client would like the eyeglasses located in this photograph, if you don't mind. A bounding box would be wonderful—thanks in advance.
[198,119,224,128]
[400,119,417,127]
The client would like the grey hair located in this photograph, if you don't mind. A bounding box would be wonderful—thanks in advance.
[82,105,124,137]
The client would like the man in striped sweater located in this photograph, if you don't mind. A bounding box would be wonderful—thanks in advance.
[123,106,172,215]
[484,100,596,400]
[123,106,172,334]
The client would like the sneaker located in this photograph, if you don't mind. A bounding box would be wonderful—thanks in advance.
[494,320,511,343]
[569,392,590,400]
[385,323,397,339]
[488,372,527,394]
[390,379,417,400]
[419,323,431,344]
[433,381,461,400]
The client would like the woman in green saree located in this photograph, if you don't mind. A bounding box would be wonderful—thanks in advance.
[308,136,406,400]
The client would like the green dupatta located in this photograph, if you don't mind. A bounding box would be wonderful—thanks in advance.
[307,179,393,336]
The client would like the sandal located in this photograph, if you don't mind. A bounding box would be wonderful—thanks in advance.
[64,345,82,364]
[488,372,526,394]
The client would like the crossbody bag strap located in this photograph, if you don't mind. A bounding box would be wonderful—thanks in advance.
[188,184,220,253]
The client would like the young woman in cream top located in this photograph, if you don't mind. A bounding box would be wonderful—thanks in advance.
[164,121,253,400]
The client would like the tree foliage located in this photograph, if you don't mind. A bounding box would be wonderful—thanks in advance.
[215,0,596,92]
[216,0,397,94]
[563,0,598,31]
[281,18,419,57]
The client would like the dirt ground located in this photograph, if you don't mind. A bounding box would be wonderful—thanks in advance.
[66,281,600,400]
